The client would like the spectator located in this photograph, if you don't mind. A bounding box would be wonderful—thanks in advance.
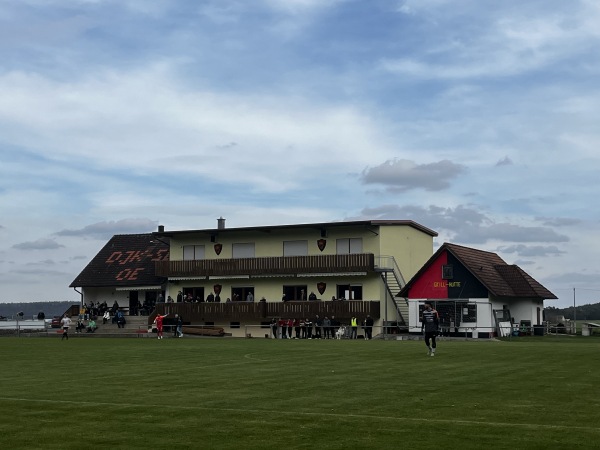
[271,318,278,339]
[278,318,286,338]
[350,316,358,339]
[102,311,110,325]
[116,310,126,328]
[75,319,85,334]
[87,319,97,333]
[175,314,183,338]
[364,315,374,340]
[314,315,322,339]
[323,317,331,339]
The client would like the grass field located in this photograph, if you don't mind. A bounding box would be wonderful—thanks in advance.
[1,335,599,449]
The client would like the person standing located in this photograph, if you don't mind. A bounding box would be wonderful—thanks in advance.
[60,315,72,341]
[350,316,358,339]
[323,316,331,339]
[271,318,278,339]
[155,313,169,339]
[278,318,286,339]
[173,314,183,338]
[421,302,439,356]
[305,318,313,339]
[364,315,374,340]
[314,315,322,339]
[330,315,338,338]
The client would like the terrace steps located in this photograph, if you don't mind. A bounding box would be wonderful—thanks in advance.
[74,315,150,337]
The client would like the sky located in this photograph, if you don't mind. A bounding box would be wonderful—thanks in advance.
[1,0,599,308]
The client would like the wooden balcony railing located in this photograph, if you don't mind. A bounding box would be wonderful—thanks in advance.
[155,253,375,278]
[155,300,380,323]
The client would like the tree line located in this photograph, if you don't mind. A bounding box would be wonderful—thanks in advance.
[545,302,600,321]
[0,301,75,319]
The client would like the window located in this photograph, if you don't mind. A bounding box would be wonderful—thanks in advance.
[336,284,363,300]
[442,265,453,280]
[182,287,205,301]
[283,240,308,256]
[283,285,307,301]
[231,286,254,302]
[232,242,255,258]
[336,238,362,254]
[230,321,241,329]
[462,304,477,322]
[183,245,205,261]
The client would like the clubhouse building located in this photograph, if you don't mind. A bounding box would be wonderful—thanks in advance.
[70,219,555,338]
[397,243,557,338]
[70,219,437,336]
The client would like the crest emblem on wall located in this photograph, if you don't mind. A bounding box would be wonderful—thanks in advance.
[214,243,223,255]
[317,282,326,295]
[213,284,222,295]
[317,239,327,252]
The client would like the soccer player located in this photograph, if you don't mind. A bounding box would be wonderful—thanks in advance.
[155,313,168,339]
[421,302,439,356]
[60,315,72,341]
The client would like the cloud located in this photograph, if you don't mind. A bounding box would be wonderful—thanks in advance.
[12,239,64,250]
[351,203,569,245]
[495,156,513,166]
[458,222,569,245]
[0,67,393,194]
[55,218,158,239]
[549,271,600,286]
[536,217,582,227]
[361,159,466,192]
[498,244,565,257]
[262,0,344,14]
[381,2,600,80]
[10,267,66,276]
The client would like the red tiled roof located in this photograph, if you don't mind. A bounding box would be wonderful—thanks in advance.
[399,242,557,299]
[69,234,169,288]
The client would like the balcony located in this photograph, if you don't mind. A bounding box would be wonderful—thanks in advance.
[155,300,380,323]
[155,253,375,278]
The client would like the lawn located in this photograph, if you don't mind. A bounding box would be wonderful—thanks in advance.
[0,335,599,449]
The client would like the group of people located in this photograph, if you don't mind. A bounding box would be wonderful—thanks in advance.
[75,318,97,333]
[153,313,183,339]
[80,301,109,319]
[270,315,375,339]
[281,292,354,302]
[174,291,222,303]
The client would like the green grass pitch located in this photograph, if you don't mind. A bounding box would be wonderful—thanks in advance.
[0,335,599,449]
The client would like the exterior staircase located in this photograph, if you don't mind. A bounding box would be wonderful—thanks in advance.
[375,256,408,326]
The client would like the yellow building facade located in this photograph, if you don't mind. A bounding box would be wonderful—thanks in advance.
[155,219,436,337]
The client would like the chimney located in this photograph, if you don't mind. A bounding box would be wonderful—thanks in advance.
[158,225,165,233]
[217,217,226,230]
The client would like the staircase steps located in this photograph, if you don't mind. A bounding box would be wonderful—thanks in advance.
[74,315,151,337]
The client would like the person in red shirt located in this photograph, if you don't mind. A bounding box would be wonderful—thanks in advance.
[155,313,169,339]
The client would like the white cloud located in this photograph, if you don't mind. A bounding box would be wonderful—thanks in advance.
[361,159,466,192]
[381,2,600,80]
[13,238,65,250]
[56,218,158,239]
[0,66,393,194]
